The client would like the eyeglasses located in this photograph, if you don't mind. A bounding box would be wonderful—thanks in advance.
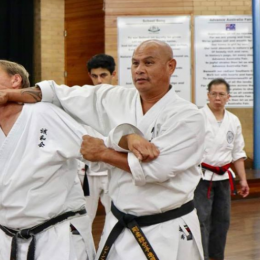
[208,92,228,98]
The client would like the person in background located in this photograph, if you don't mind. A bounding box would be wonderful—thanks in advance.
[194,78,250,260]
[78,53,116,225]
[87,54,116,85]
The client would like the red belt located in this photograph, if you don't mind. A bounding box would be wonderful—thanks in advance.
[201,162,237,198]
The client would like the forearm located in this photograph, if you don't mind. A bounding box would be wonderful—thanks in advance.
[5,87,42,103]
[101,148,131,173]
[233,158,247,181]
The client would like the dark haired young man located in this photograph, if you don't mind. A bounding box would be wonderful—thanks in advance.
[87,54,116,85]
[78,54,116,225]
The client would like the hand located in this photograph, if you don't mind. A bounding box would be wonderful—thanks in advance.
[238,179,249,198]
[0,91,8,106]
[122,134,160,162]
[80,135,108,162]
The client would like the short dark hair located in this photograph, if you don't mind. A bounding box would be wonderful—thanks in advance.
[87,54,116,74]
[207,78,230,93]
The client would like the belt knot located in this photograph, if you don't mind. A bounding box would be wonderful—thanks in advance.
[118,213,136,228]
[18,229,33,239]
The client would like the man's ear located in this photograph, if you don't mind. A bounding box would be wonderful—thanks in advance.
[168,59,177,75]
[227,93,231,101]
[11,74,23,89]
[112,71,116,77]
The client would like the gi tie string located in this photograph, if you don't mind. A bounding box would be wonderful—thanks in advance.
[83,164,90,196]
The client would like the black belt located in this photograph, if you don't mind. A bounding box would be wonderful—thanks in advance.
[0,208,86,260]
[98,200,195,260]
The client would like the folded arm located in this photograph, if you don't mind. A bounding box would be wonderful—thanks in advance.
[0,87,42,105]
[88,110,205,186]
[114,111,205,185]
[80,133,159,173]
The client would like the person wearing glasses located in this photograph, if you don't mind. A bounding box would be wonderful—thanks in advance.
[194,78,249,260]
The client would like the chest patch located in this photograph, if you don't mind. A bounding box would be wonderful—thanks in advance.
[227,131,234,144]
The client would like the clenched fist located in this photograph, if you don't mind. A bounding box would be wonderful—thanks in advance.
[80,135,108,162]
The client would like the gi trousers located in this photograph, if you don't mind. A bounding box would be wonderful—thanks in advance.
[194,179,230,260]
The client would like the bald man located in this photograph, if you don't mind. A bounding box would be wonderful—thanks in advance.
[1,40,205,260]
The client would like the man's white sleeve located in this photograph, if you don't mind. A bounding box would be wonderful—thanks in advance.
[106,114,205,186]
[37,80,134,136]
[232,118,247,162]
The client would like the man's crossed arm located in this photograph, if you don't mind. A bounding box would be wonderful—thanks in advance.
[81,134,160,173]
[0,87,42,105]
[0,87,160,173]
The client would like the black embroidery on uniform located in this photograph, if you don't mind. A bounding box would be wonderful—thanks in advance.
[38,142,45,148]
[40,128,48,135]
[149,127,155,142]
[38,128,48,147]
[40,135,46,141]
[179,225,193,241]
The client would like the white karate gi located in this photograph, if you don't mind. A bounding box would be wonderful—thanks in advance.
[200,104,246,180]
[77,126,111,225]
[37,81,206,260]
[194,104,247,260]
[0,103,96,260]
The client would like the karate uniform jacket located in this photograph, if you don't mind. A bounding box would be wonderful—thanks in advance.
[37,81,206,260]
[200,104,246,181]
[0,103,95,260]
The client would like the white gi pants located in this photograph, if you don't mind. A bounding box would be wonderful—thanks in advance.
[84,175,111,224]
[77,170,111,225]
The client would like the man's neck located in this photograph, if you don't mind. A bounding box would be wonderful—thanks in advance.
[0,103,23,136]
[207,104,225,121]
[140,86,170,114]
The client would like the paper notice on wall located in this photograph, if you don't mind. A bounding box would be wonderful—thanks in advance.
[117,16,191,101]
[195,16,253,108]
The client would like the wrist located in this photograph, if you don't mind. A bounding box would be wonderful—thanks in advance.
[4,89,19,102]
[119,135,132,150]
[100,147,111,163]
[4,90,10,100]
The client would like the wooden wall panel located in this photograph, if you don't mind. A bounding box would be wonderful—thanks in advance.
[65,0,104,86]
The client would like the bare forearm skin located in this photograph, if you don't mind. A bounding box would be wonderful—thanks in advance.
[7,87,42,103]
[233,158,247,182]
[101,148,131,173]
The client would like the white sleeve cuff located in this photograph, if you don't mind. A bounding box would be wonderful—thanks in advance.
[36,80,54,102]
[106,123,144,152]
[128,153,146,186]
[232,151,247,162]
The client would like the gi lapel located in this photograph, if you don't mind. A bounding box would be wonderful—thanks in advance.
[0,106,27,174]
[136,87,177,140]
[0,128,5,146]
[203,105,229,161]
